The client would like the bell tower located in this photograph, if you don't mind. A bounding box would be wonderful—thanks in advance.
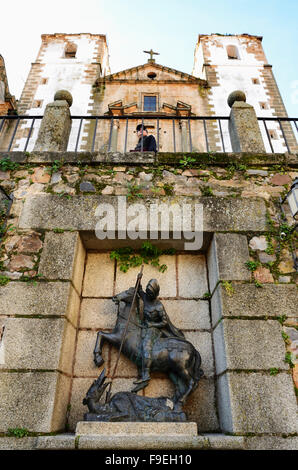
[18,33,110,116]
[193,34,297,152]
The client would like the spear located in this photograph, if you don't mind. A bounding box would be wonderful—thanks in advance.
[105,265,144,403]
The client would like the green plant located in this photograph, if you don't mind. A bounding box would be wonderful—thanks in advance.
[266,213,276,232]
[277,315,287,325]
[237,164,247,171]
[110,241,175,273]
[153,166,164,178]
[284,351,294,369]
[0,275,10,286]
[58,192,72,200]
[102,168,116,176]
[127,183,143,200]
[200,185,213,196]
[0,157,20,172]
[78,165,89,177]
[46,159,64,175]
[179,156,196,168]
[254,280,263,288]
[163,183,174,196]
[265,242,275,255]
[245,260,260,272]
[53,228,65,233]
[202,292,211,299]
[279,223,295,242]
[0,205,9,239]
[281,331,290,345]
[20,273,44,284]
[269,368,279,376]
[227,162,247,173]
[7,428,29,438]
[221,281,234,296]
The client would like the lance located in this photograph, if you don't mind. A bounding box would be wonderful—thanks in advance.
[105,264,144,403]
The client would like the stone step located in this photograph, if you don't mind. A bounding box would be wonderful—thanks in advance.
[34,431,245,450]
[3,433,298,450]
[75,421,198,435]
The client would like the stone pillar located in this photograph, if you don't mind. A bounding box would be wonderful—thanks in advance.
[207,234,298,436]
[34,90,73,152]
[0,231,85,433]
[180,120,189,152]
[110,119,119,152]
[228,90,266,153]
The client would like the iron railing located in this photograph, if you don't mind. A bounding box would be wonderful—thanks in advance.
[70,115,232,153]
[0,115,43,152]
[257,117,298,153]
[0,114,297,154]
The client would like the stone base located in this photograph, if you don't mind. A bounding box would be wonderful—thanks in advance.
[75,421,201,449]
[0,432,249,450]
[76,421,198,435]
[74,422,245,450]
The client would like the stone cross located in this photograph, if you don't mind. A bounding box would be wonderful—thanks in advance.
[143,49,159,63]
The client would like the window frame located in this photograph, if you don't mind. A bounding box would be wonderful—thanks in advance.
[141,92,159,112]
[226,45,240,60]
[259,102,269,110]
[64,42,77,59]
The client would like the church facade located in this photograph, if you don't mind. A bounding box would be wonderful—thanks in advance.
[11,32,296,153]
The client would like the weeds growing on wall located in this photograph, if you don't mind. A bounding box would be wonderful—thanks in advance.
[7,428,30,438]
[0,157,20,172]
[110,241,175,273]
[179,156,196,168]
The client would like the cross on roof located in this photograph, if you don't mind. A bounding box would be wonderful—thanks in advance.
[143,49,160,62]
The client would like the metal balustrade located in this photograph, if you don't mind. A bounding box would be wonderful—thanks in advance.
[0,114,297,154]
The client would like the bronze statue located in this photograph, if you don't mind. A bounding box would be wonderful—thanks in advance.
[92,275,203,411]
[133,279,185,389]
[83,368,187,422]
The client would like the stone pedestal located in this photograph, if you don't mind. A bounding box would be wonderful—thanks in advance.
[75,421,204,449]
[34,100,71,151]
[229,101,266,153]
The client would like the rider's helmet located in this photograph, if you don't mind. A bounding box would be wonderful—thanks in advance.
[146,279,160,299]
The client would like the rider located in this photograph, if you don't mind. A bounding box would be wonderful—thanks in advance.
[132,279,185,390]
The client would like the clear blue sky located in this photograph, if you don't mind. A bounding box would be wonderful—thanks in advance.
[1,0,297,115]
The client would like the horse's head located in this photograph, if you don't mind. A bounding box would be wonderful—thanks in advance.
[113,287,135,304]
[112,287,138,321]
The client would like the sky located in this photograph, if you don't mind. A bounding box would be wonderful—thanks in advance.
[1,0,297,116]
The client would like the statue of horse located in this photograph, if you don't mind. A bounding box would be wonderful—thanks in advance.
[93,287,203,409]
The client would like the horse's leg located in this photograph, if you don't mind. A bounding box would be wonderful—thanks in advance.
[171,369,196,410]
[178,351,201,404]
[94,331,104,367]
[94,331,121,367]
[168,371,187,410]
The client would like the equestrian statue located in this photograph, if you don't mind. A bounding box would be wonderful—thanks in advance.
[83,266,204,422]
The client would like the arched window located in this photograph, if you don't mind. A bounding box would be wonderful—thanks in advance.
[64,42,77,59]
[226,45,239,60]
